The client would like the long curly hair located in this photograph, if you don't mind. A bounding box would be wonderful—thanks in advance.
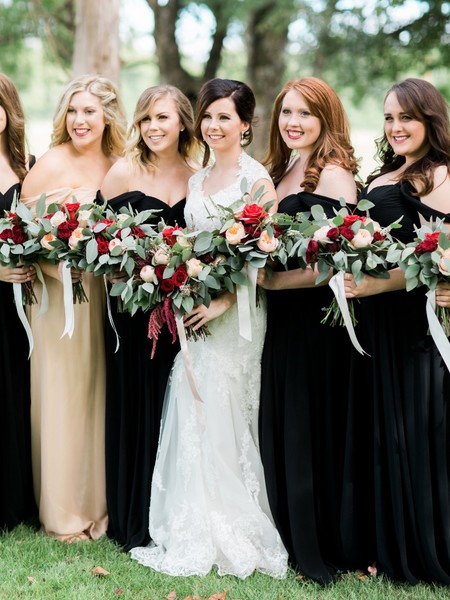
[0,73,27,182]
[126,85,197,169]
[368,78,450,195]
[264,77,359,191]
[51,74,127,157]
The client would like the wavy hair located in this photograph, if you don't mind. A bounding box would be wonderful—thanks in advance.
[368,78,450,195]
[194,78,256,166]
[126,85,196,168]
[0,73,27,181]
[264,77,359,191]
[51,74,127,156]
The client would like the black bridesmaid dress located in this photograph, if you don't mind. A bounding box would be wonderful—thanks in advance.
[103,191,185,551]
[344,182,450,584]
[259,192,356,584]
[0,183,35,530]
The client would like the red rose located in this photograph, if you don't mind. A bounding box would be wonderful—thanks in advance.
[65,202,80,219]
[57,222,71,240]
[328,242,340,252]
[339,226,355,240]
[416,239,438,254]
[160,278,175,293]
[98,218,115,226]
[155,265,166,281]
[244,224,259,239]
[171,265,187,287]
[0,229,13,241]
[11,225,27,244]
[327,227,340,241]
[425,232,440,242]
[67,218,79,232]
[132,226,145,239]
[162,226,183,247]
[372,231,385,242]
[306,239,319,264]
[343,215,364,226]
[240,203,268,225]
[96,237,110,254]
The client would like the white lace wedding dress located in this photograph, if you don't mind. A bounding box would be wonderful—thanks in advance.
[130,152,288,578]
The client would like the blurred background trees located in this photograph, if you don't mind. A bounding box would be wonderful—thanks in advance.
[0,0,448,163]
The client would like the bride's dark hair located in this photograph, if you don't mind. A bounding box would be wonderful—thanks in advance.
[194,78,255,166]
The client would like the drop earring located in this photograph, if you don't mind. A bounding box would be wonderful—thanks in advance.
[240,131,246,146]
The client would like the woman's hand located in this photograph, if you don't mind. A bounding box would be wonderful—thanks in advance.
[344,267,406,298]
[0,264,36,284]
[436,283,450,308]
[183,292,235,331]
[257,267,276,290]
[107,270,128,284]
[58,262,82,284]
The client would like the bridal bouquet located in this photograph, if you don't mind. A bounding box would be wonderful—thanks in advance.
[302,199,402,328]
[393,220,450,335]
[111,223,233,356]
[0,199,43,304]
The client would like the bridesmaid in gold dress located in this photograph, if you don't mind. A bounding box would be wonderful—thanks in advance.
[21,74,127,542]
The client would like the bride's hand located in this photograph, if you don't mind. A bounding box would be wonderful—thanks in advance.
[183,293,235,331]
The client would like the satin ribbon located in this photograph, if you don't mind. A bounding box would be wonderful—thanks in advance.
[104,275,120,353]
[426,289,450,372]
[236,263,258,341]
[13,283,34,358]
[34,264,48,317]
[60,260,75,338]
[328,271,368,356]
[176,317,205,431]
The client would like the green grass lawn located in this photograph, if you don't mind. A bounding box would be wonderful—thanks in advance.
[0,522,448,600]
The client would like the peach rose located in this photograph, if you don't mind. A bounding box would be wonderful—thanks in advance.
[68,227,89,249]
[257,230,279,253]
[225,222,246,245]
[140,265,157,283]
[438,248,450,276]
[186,258,203,278]
[108,238,126,255]
[349,228,373,249]
[41,232,57,250]
[153,248,170,265]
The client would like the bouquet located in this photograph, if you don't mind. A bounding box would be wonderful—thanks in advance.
[111,223,233,356]
[392,220,450,336]
[0,198,42,305]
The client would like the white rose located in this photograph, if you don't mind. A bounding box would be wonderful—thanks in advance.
[186,258,203,278]
[176,235,192,249]
[77,210,92,227]
[140,265,157,283]
[313,225,333,244]
[438,248,450,276]
[50,211,67,227]
[108,238,126,255]
[116,213,130,227]
[41,232,57,250]
[68,227,89,249]
[153,247,170,265]
[350,228,373,249]
[256,230,279,253]
[225,222,246,245]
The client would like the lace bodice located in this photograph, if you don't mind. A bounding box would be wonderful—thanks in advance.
[184,152,271,231]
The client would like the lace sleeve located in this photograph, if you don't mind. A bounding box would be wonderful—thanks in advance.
[239,153,272,192]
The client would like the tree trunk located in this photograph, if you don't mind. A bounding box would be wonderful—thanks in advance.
[72,0,120,83]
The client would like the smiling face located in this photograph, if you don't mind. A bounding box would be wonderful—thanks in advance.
[200,96,248,154]
[139,95,184,155]
[65,91,106,149]
[278,89,322,154]
[384,91,429,163]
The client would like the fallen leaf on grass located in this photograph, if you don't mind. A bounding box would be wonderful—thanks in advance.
[27,576,36,584]
[182,596,201,600]
[91,566,110,576]
[295,574,305,581]
[207,592,228,600]
[114,587,124,595]
[167,592,177,600]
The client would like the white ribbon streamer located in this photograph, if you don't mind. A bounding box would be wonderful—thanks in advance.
[236,263,258,342]
[176,317,205,431]
[34,263,48,316]
[60,260,75,339]
[13,283,34,358]
[426,289,450,372]
[328,271,368,356]
[104,275,120,353]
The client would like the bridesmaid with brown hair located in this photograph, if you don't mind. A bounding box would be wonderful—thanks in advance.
[0,72,36,531]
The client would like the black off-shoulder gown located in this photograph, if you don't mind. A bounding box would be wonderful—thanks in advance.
[104,192,185,551]
[344,182,450,584]
[0,184,35,530]
[259,192,356,584]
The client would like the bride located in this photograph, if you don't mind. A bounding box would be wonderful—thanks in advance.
[130,78,288,579]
